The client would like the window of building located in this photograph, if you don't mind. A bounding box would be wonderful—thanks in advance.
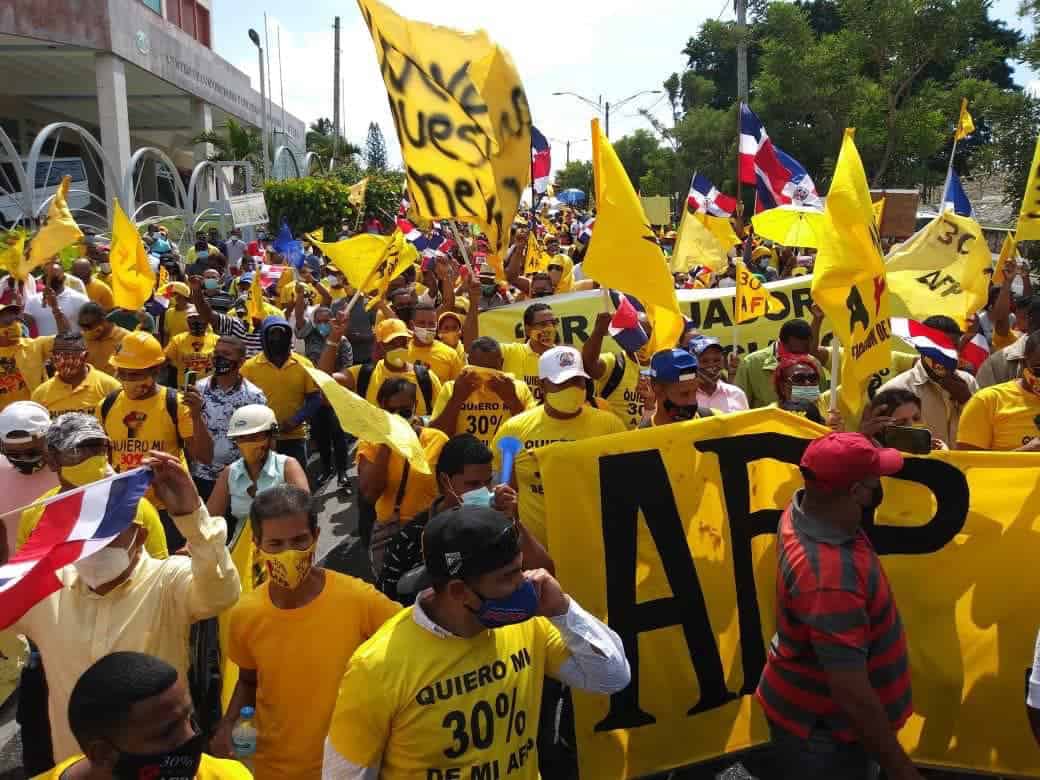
[141,0,162,13]
[195,5,211,47]
[165,0,210,48]
[180,0,196,38]
[166,0,180,26]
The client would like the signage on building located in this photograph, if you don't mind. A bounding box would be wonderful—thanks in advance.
[228,192,268,228]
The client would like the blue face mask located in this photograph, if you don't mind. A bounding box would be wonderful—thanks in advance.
[471,579,539,628]
[316,322,331,337]
[197,249,209,259]
[460,486,494,509]
[203,278,219,290]
[152,237,171,254]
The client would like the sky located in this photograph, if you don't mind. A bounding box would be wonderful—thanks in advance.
[212,0,1038,176]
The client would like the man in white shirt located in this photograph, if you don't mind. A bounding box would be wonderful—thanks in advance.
[225,228,247,270]
[24,262,89,337]
[691,336,749,413]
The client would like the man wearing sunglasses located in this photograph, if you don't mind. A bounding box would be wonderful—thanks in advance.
[495,302,560,402]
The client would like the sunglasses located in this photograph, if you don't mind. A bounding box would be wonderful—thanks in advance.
[787,373,819,386]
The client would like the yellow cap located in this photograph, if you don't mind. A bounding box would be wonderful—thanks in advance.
[165,282,190,299]
[752,246,773,261]
[438,311,464,329]
[791,266,809,276]
[375,318,411,344]
[110,331,165,370]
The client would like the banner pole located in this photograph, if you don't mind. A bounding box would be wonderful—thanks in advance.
[829,333,841,414]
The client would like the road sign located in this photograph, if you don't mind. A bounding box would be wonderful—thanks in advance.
[228,192,268,228]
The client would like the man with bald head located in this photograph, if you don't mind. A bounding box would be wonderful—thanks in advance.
[70,258,114,312]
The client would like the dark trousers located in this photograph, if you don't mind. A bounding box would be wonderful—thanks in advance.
[276,438,308,468]
[769,721,880,780]
[312,405,349,474]
[17,649,53,776]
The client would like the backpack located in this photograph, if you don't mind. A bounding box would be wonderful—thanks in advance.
[100,387,184,449]
[357,362,434,413]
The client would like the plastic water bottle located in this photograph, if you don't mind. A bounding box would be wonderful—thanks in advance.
[231,706,257,770]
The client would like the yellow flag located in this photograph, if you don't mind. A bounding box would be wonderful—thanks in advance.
[812,129,891,417]
[0,230,30,281]
[695,212,741,253]
[357,0,531,254]
[955,97,975,141]
[992,233,1017,285]
[365,231,419,310]
[109,199,155,310]
[306,227,325,243]
[27,176,83,269]
[306,366,431,473]
[486,252,507,284]
[246,269,266,322]
[524,232,543,275]
[1017,134,1040,240]
[347,178,368,208]
[873,197,886,229]
[670,208,728,274]
[885,213,993,328]
[309,233,390,288]
[734,260,784,323]
[156,265,169,291]
[584,118,683,352]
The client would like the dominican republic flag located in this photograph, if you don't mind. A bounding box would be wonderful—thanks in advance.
[688,173,737,217]
[0,468,152,629]
[890,318,959,373]
[397,218,447,257]
[942,170,973,217]
[531,127,551,195]
[578,217,596,245]
[608,290,648,353]
[753,147,822,213]
[959,331,990,373]
[259,263,288,288]
[740,105,821,212]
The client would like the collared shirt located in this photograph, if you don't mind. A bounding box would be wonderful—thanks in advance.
[733,343,783,408]
[696,379,749,413]
[31,365,120,418]
[228,451,289,520]
[876,361,977,446]
[14,503,241,763]
[239,351,319,440]
[226,237,247,267]
[977,332,1027,389]
[192,375,268,482]
[756,491,911,742]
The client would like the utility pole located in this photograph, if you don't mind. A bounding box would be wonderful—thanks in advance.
[277,24,286,142]
[565,140,571,165]
[604,102,611,140]
[735,0,748,228]
[333,16,341,154]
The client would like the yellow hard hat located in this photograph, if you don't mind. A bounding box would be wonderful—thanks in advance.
[752,246,773,261]
[110,331,165,370]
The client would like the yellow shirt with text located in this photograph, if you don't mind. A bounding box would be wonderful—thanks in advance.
[164,330,219,387]
[594,352,644,430]
[31,366,120,418]
[493,406,625,544]
[499,342,543,402]
[227,572,401,780]
[357,427,449,524]
[346,360,443,417]
[431,371,536,447]
[0,338,53,412]
[240,352,318,440]
[956,380,1040,451]
[327,604,571,780]
[409,339,464,384]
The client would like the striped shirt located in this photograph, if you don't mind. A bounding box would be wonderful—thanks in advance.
[213,312,263,357]
[756,490,912,741]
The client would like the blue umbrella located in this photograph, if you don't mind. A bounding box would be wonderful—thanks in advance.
[558,189,586,206]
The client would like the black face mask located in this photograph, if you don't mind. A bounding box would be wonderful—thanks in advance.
[212,355,236,376]
[110,725,204,780]
[864,484,885,510]
[663,398,698,421]
[187,321,207,336]
[394,306,415,324]
[264,329,292,360]
[393,408,414,420]
[8,454,43,475]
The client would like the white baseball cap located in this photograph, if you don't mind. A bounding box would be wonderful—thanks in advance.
[538,346,590,384]
[0,401,52,442]
[228,404,277,438]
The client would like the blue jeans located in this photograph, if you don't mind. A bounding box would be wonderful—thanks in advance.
[769,721,880,780]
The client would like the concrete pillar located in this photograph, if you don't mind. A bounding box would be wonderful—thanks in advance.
[95,53,131,217]
[139,158,159,220]
[191,98,217,204]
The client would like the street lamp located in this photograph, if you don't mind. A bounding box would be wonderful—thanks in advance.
[550,137,588,166]
[552,89,663,139]
[248,28,268,179]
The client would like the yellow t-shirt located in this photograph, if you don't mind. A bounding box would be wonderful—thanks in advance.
[30,752,251,780]
[956,380,1040,451]
[0,338,53,412]
[499,342,543,402]
[327,286,349,301]
[594,352,644,430]
[85,325,130,376]
[163,306,191,344]
[357,428,449,524]
[98,388,194,509]
[327,604,572,780]
[31,366,120,419]
[18,487,168,560]
[164,330,219,387]
[84,277,115,311]
[240,353,318,440]
[431,371,536,447]
[227,571,401,780]
[493,405,626,544]
[347,360,443,417]
[409,339,464,384]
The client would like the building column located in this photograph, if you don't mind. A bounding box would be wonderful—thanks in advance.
[191,98,217,204]
[95,53,131,216]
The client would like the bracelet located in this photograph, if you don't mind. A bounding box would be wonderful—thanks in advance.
[325,339,340,347]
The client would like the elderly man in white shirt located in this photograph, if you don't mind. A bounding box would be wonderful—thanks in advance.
[691,336,749,413]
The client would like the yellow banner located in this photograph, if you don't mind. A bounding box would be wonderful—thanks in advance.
[357,0,531,254]
[886,212,991,328]
[537,408,1040,778]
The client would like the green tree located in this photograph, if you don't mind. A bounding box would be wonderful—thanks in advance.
[191,118,264,168]
[364,122,389,172]
[553,161,593,196]
[612,130,661,191]
[306,118,361,169]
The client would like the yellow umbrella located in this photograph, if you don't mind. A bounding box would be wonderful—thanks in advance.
[751,205,825,249]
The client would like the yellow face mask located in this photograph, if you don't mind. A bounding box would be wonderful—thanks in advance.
[545,386,585,415]
[529,325,557,347]
[0,323,21,341]
[61,454,111,487]
[385,348,409,369]
[258,542,315,590]
[235,439,269,463]
[438,331,461,347]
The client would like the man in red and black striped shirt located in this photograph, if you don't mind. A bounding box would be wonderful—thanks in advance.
[757,432,922,780]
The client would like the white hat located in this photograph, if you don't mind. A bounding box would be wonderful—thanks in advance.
[0,401,52,441]
[228,405,277,438]
[538,346,589,384]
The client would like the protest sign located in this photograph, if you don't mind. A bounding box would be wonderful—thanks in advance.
[537,409,1040,778]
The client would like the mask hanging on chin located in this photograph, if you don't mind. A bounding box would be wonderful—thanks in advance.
[110,723,204,780]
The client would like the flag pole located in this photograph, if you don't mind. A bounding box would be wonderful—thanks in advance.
[829,333,841,414]
[735,101,744,236]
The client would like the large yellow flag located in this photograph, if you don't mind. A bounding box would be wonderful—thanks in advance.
[27,176,83,269]
[584,118,683,351]
[885,212,991,328]
[812,129,891,416]
[695,212,741,252]
[992,233,1017,285]
[670,208,728,274]
[734,260,784,323]
[109,199,155,310]
[365,231,419,310]
[955,97,975,141]
[309,233,391,289]
[357,0,531,254]
[246,268,266,322]
[0,230,30,281]
[1017,134,1040,240]
[306,367,431,473]
[348,178,368,208]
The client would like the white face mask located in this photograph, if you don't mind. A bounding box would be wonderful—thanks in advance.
[74,531,135,590]
[413,326,436,345]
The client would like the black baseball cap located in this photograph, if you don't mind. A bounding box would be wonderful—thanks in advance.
[397,505,520,595]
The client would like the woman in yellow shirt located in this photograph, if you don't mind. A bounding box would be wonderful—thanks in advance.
[357,378,448,577]
[957,331,1040,451]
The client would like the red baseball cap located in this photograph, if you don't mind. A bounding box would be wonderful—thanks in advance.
[799,432,903,490]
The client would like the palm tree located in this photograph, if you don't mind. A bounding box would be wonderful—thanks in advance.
[191,119,266,186]
[306,117,361,171]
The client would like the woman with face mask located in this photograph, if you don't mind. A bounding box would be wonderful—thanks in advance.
[205,405,308,535]
[772,355,827,426]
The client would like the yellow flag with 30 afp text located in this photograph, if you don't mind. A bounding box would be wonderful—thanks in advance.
[734,260,783,323]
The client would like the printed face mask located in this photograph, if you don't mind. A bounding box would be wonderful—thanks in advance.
[235,439,268,463]
[258,542,315,590]
[110,723,204,780]
[469,579,539,628]
[212,355,236,375]
[529,325,557,347]
[53,352,86,381]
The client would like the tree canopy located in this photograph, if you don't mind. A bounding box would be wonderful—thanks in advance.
[364,122,389,172]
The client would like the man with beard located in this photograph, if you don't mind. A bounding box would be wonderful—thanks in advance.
[690,336,748,413]
[25,262,89,337]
